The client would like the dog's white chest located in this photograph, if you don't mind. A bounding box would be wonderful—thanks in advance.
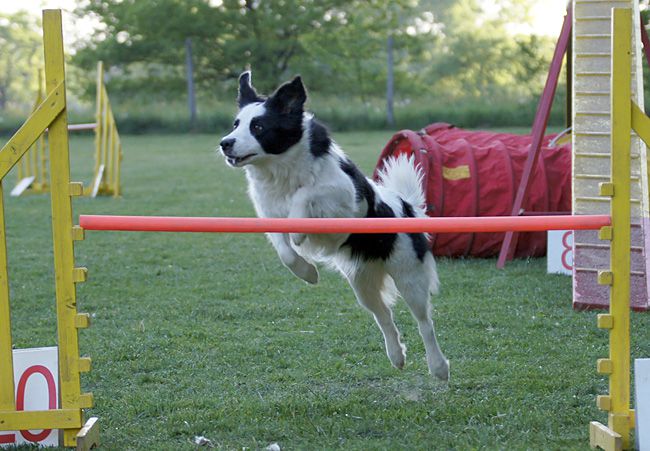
[245,169,303,218]
[250,183,292,217]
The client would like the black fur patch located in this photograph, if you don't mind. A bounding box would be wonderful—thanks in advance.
[339,158,397,261]
[339,158,373,204]
[238,72,264,108]
[251,104,304,155]
[400,199,430,262]
[309,119,331,158]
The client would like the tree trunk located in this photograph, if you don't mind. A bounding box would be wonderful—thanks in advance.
[386,34,395,127]
[185,38,197,130]
[0,85,6,111]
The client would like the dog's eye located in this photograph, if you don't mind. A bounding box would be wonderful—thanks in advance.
[233,119,239,129]
[252,123,263,134]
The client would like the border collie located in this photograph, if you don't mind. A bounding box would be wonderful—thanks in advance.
[219,72,449,380]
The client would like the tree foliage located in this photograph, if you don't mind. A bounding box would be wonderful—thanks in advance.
[2,0,559,126]
[0,12,42,110]
[70,0,554,104]
[72,0,426,99]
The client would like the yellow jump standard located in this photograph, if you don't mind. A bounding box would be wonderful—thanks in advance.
[589,7,649,451]
[12,60,122,198]
[0,10,97,449]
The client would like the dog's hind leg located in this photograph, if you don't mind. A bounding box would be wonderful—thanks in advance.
[389,253,449,381]
[348,264,406,370]
[267,232,319,284]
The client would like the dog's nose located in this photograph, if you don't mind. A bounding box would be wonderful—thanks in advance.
[220,138,235,155]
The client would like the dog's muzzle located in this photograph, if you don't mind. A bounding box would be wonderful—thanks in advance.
[220,138,255,166]
[220,138,235,155]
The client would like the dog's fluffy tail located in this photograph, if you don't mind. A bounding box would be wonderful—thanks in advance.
[377,154,439,296]
[376,154,426,214]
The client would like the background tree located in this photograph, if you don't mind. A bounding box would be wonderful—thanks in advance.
[0,12,42,111]
[1,0,563,132]
[422,0,553,102]
[72,0,424,100]
[73,0,222,100]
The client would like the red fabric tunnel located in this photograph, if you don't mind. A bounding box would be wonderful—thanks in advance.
[373,123,572,258]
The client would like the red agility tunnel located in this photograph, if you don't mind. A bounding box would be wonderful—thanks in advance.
[373,123,572,258]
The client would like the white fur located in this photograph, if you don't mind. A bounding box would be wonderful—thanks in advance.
[221,103,268,166]
[377,154,426,212]
[220,106,448,380]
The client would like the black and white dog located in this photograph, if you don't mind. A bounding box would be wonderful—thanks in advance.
[219,72,449,380]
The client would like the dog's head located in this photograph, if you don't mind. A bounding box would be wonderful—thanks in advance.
[219,71,307,167]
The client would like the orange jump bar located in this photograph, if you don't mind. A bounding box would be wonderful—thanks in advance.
[79,214,611,234]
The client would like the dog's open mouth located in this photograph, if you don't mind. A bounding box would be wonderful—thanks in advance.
[227,153,255,166]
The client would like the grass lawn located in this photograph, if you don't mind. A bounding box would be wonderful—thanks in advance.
[3,129,649,450]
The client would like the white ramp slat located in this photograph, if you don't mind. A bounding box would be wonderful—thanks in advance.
[10,177,36,197]
[90,164,104,198]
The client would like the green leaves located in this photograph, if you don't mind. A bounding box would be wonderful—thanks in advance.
[3,1,560,130]
[70,0,452,101]
[0,12,42,111]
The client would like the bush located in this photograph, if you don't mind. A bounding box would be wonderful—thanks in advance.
[0,94,568,137]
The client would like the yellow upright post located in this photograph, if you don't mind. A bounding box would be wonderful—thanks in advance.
[92,61,103,183]
[43,9,92,447]
[87,60,122,198]
[111,114,122,197]
[606,6,633,446]
[100,88,109,192]
[590,7,633,450]
[0,183,14,413]
[104,115,113,192]
[108,103,122,198]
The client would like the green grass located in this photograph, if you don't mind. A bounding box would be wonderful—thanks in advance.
[2,130,649,450]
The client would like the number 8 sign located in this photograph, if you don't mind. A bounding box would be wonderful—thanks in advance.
[0,347,59,447]
[547,230,574,275]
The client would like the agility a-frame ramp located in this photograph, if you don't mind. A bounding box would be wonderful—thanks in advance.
[497,0,650,311]
[571,0,650,311]
[0,10,97,449]
[12,61,123,199]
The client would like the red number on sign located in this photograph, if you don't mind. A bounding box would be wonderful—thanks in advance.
[561,231,573,271]
[16,365,56,442]
[0,431,16,444]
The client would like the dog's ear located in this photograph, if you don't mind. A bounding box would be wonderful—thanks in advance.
[238,71,262,108]
[267,76,306,114]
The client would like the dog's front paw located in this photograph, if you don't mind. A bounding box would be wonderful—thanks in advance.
[293,263,318,284]
[300,263,319,285]
[290,232,306,247]
[430,359,449,382]
[387,342,406,370]
[287,258,319,284]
